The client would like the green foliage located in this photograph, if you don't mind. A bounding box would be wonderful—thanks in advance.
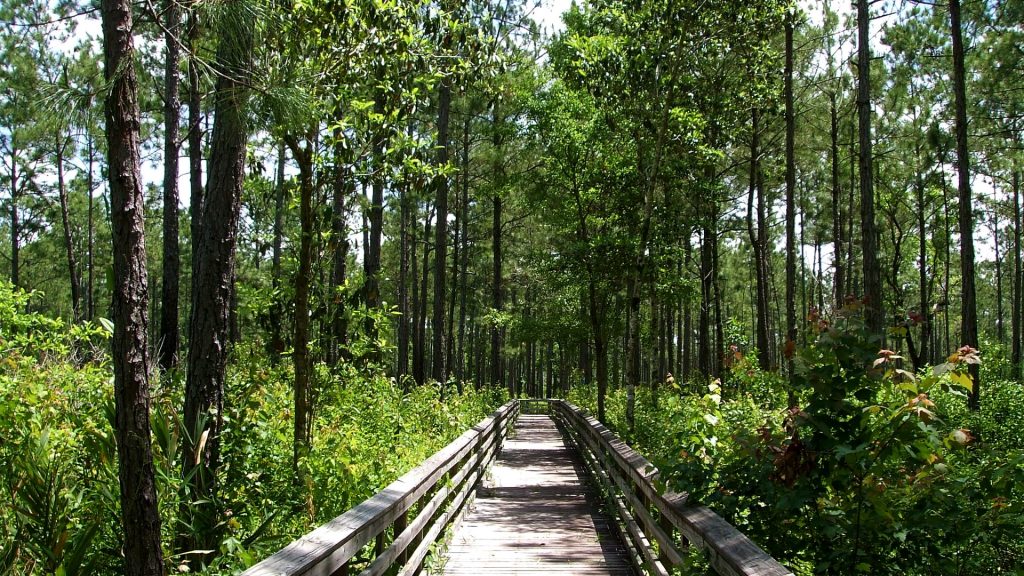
[0,281,504,575]
[570,306,1024,575]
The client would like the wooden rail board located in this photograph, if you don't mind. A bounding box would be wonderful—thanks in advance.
[440,414,634,576]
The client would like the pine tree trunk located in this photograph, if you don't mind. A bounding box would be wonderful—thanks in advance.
[398,167,411,381]
[100,0,165,572]
[432,80,451,384]
[1012,169,1021,376]
[857,0,883,335]
[8,138,19,288]
[330,134,352,364]
[748,108,771,371]
[181,8,251,558]
[159,0,181,370]
[949,0,980,408]
[56,134,82,321]
[269,141,287,361]
[831,93,844,307]
[187,2,202,277]
[784,14,798,384]
[87,133,96,321]
[288,137,315,470]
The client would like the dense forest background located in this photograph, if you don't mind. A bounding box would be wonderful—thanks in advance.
[1,0,1022,574]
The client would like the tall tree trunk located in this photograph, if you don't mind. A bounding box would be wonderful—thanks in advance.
[159,0,181,371]
[181,9,252,559]
[831,92,844,307]
[784,14,798,387]
[492,103,505,393]
[682,235,692,382]
[330,133,352,364]
[456,115,470,387]
[857,0,883,335]
[364,87,386,349]
[699,227,713,378]
[411,205,422,383]
[914,143,930,370]
[949,0,980,408]
[8,137,18,288]
[747,108,771,371]
[87,132,96,321]
[995,209,1004,343]
[187,2,202,269]
[398,166,411,381]
[100,0,165,572]
[269,141,287,361]
[432,79,451,384]
[415,212,432,385]
[55,134,82,321]
[1012,169,1021,377]
[287,137,315,470]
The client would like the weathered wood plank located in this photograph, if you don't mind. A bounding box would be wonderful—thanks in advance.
[440,414,634,576]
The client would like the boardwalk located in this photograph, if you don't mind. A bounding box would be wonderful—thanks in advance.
[441,414,634,575]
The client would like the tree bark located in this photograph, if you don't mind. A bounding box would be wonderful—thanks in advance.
[784,14,798,384]
[181,8,252,558]
[87,132,96,321]
[949,0,980,408]
[857,0,883,335]
[831,92,844,307]
[8,136,19,288]
[100,0,166,572]
[492,103,505,393]
[398,164,411,381]
[747,108,771,371]
[287,136,315,470]
[55,133,82,321]
[160,0,181,370]
[330,133,352,365]
[432,79,451,384]
[1012,169,1021,376]
[269,141,287,361]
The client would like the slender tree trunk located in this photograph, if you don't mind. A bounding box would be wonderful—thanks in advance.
[187,3,202,271]
[1012,169,1021,376]
[330,134,352,364]
[995,209,1004,343]
[456,115,471,386]
[492,103,505,393]
[831,93,844,307]
[87,132,96,321]
[411,205,422,383]
[784,14,798,386]
[915,147,930,370]
[682,235,692,382]
[699,227,713,378]
[432,79,451,384]
[415,212,432,385]
[857,0,883,335]
[287,138,315,470]
[269,142,287,361]
[181,9,252,558]
[55,135,82,321]
[8,138,18,288]
[364,86,386,348]
[100,1,165,572]
[748,108,771,371]
[949,0,980,408]
[398,167,411,380]
[159,0,181,370]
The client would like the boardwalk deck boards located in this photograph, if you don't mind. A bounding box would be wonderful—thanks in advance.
[441,414,635,576]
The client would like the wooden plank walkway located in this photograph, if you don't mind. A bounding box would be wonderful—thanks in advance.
[440,414,635,575]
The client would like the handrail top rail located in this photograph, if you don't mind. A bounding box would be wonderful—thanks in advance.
[550,399,794,576]
[241,400,518,576]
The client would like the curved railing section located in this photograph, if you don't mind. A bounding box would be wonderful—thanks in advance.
[241,400,518,576]
[550,399,794,576]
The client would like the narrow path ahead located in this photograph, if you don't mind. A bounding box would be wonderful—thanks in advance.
[441,414,634,575]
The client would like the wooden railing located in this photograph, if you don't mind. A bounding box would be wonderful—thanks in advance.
[241,400,519,576]
[550,399,794,576]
